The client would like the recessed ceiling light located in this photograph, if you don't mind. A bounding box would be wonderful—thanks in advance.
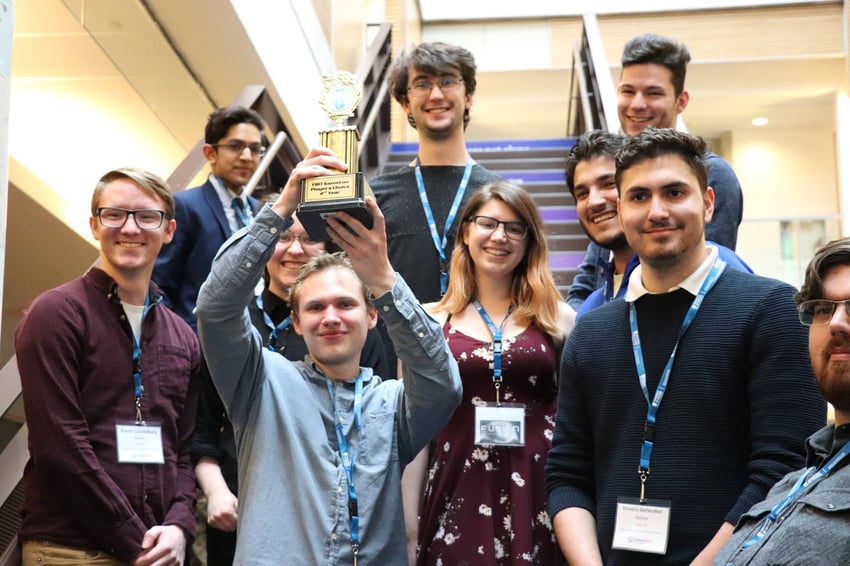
[752,117,768,126]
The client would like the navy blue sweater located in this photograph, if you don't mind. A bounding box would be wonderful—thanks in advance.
[546,268,826,565]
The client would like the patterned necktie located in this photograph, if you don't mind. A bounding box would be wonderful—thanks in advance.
[232,197,251,229]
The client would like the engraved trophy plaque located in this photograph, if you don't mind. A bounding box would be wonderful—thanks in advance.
[299,71,374,241]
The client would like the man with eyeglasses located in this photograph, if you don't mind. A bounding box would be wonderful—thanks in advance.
[153,105,266,332]
[16,168,201,565]
[545,128,824,565]
[709,238,850,564]
[370,41,503,376]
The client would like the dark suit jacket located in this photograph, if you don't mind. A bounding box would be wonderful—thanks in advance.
[153,179,261,331]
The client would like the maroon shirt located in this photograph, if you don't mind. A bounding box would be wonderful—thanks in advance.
[15,267,200,561]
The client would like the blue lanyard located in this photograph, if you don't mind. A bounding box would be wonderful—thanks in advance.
[629,258,726,499]
[731,441,850,558]
[414,157,473,295]
[255,295,292,351]
[472,299,513,403]
[326,373,364,560]
[129,294,151,423]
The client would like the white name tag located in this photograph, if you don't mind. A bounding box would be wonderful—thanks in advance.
[474,403,525,446]
[116,421,165,464]
[612,497,671,555]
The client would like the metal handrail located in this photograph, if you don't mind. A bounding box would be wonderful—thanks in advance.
[246,131,289,197]
[352,23,393,179]
[566,14,618,135]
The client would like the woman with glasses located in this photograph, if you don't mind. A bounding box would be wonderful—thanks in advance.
[403,181,575,565]
[193,213,389,565]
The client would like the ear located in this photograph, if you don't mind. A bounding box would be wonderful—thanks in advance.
[90,215,101,241]
[465,91,473,111]
[367,306,378,330]
[703,186,715,224]
[675,90,690,114]
[162,218,176,245]
[202,144,217,164]
[291,312,303,336]
[462,219,471,246]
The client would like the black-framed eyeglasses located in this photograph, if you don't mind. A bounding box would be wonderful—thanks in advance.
[468,215,528,241]
[96,207,167,230]
[212,141,266,157]
[278,231,323,248]
[798,299,850,326]
[407,77,463,98]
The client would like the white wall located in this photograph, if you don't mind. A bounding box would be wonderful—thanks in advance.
[732,125,840,285]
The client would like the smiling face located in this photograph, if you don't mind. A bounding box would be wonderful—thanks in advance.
[291,267,377,380]
[266,215,325,299]
[573,155,628,252]
[90,178,175,280]
[617,153,713,278]
[617,63,689,136]
[401,66,471,141]
[203,122,263,193]
[809,264,850,417]
[463,199,528,282]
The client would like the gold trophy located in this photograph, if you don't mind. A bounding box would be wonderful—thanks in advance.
[298,71,374,241]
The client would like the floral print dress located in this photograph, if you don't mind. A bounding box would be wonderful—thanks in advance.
[415,321,560,565]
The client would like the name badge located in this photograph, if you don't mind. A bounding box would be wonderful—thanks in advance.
[474,403,525,446]
[115,420,165,464]
[612,497,671,555]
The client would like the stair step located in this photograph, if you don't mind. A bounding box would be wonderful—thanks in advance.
[385,155,566,171]
[547,234,591,252]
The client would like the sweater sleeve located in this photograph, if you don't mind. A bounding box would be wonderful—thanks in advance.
[545,327,599,518]
[727,281,826,524]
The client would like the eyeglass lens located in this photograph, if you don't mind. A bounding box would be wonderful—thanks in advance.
[408,77,462,98]
[471,216,527,240]
[98,207,164,230]
[216,141,266,157]
[799,299,850,325]
[279,232,322,247]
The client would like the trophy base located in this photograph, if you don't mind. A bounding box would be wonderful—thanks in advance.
[298,173,374,242]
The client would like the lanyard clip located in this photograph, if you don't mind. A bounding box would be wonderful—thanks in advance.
[639,469,650,502]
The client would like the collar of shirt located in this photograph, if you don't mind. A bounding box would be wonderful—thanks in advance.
[209,174,247,233]
[625,245,719,303]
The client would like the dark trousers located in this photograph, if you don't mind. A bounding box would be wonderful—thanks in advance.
[206,525,236,566]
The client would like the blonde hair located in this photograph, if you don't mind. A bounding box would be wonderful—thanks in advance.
[435,181,564,338]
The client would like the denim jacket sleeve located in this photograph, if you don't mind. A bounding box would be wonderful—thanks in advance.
[566,241,609,310]
[195,205,292,424]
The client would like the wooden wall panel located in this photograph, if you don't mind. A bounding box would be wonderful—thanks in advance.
[597,4,843,65]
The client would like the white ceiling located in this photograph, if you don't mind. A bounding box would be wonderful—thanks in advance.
[417,0,839,21]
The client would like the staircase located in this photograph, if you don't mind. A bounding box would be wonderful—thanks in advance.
[381,139,587,296]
